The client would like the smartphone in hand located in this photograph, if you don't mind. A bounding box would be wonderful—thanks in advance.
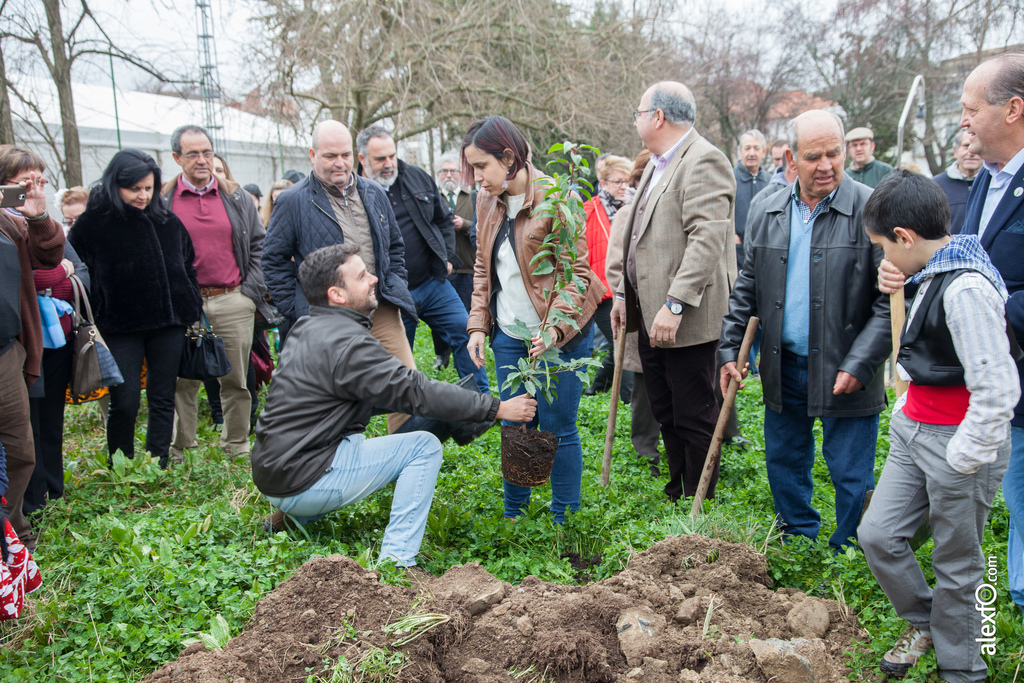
[0,185,27,209]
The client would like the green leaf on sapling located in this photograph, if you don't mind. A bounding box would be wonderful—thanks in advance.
[532,261,555,276]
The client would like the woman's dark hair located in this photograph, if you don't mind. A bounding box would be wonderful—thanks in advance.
[88,149,169,222]
[0,145,45,185]
[863,169,950,241]
[460,116,530,186]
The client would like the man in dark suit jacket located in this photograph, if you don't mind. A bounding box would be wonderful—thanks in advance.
[959,53,1024,624]
[880,50,1024,627]
[733,129,771,270]
[430,152,476,371]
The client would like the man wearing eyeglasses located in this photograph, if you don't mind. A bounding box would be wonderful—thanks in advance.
[436,152,476,312]
[163,124,272,462]
[610,81,737,503]
[427,153,477,372]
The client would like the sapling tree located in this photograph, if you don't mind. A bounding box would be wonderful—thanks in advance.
[500,142,601,404]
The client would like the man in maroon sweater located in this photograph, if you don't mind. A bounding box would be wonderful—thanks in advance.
[163,125,270,460]
[0,147,64,550]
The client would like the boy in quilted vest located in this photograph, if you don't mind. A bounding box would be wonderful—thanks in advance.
[858,170,1020,682]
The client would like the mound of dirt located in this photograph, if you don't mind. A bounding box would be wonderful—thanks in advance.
[141,536,867,682]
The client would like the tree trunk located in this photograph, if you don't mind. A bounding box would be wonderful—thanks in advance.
[0,48,15,145]
[43,0,82,186]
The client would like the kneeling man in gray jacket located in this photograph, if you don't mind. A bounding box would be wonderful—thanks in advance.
[251,243,536,567]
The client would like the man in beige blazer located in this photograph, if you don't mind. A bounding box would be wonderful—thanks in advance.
[611,81,737,501]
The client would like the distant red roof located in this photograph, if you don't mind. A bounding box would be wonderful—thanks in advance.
[767,91,836,120]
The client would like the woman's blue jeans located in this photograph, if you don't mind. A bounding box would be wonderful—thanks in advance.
[492,325,593,523]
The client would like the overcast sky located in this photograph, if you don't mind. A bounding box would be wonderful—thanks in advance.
[71,0,258,95]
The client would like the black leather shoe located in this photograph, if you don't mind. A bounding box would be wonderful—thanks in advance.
[448,419,496,446]
[395,415,452,442]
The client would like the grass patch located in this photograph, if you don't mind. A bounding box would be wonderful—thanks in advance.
[1,326,1021,681]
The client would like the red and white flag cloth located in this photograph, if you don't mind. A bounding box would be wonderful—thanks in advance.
[0,497,42,620]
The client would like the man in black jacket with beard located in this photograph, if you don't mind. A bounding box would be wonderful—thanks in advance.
[252,244,535,568]
[356,125,489,393]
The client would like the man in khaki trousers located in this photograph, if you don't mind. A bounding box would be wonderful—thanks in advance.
[164,124,271,458]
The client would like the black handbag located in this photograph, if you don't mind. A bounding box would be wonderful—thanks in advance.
[178,313,232,380]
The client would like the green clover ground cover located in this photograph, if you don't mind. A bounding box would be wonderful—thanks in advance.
[0,329,1021,682]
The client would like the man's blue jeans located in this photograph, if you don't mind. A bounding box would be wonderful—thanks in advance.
[764,350,879,550]
[264,431,442,567]
[1006,426,1024,615]
[492,325,593,523]
[403,277,489,393]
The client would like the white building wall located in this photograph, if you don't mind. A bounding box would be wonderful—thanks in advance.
[10,76,311,196]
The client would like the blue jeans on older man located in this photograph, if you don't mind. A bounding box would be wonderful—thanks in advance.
[764,350,879,550]
[492,324,593,523]
[265,431,442,567]
[402,277,489,393]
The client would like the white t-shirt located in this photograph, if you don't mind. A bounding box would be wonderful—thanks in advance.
[495,194,542,337]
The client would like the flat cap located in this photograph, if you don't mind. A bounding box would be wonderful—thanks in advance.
[845,127,874,142]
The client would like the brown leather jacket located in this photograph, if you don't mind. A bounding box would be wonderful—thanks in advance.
[467,164,605,347]
[0,211,64,385]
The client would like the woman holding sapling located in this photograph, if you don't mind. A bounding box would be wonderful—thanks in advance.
[463,115,605,522]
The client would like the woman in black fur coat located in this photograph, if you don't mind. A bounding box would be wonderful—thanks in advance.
[69,150,201,468]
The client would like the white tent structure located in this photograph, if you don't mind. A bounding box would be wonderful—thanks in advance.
[10,75,311,194]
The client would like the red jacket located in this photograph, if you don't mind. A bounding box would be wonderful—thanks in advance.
[583,196,612,301]
[0,212,64,384]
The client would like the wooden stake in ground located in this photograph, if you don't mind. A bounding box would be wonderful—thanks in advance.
[600,329,628,487]
[690,316,760,517]
[883,287,933,549]
[890,289,908,396]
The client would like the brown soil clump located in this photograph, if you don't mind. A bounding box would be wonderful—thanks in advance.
[140,535,867,682]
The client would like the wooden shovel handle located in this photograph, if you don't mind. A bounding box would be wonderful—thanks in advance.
[600,329,628,487]
[890,289,908,397]
[690,316,760,517]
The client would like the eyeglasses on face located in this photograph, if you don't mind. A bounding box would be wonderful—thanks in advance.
[603,179,629,186]
[437,168,460,176]
[633,109,655,121]
[181,151,215,160]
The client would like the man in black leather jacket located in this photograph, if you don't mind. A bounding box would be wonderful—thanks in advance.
[253,244,535,567]
[719,110,891,551]
[356,125,489,393]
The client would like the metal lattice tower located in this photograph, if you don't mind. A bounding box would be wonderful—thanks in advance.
[195,0,224,151]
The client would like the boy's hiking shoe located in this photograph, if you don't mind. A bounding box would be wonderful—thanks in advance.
[880,626,933,677]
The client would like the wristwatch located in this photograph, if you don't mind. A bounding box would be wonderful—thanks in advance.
[665,300,683,315]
